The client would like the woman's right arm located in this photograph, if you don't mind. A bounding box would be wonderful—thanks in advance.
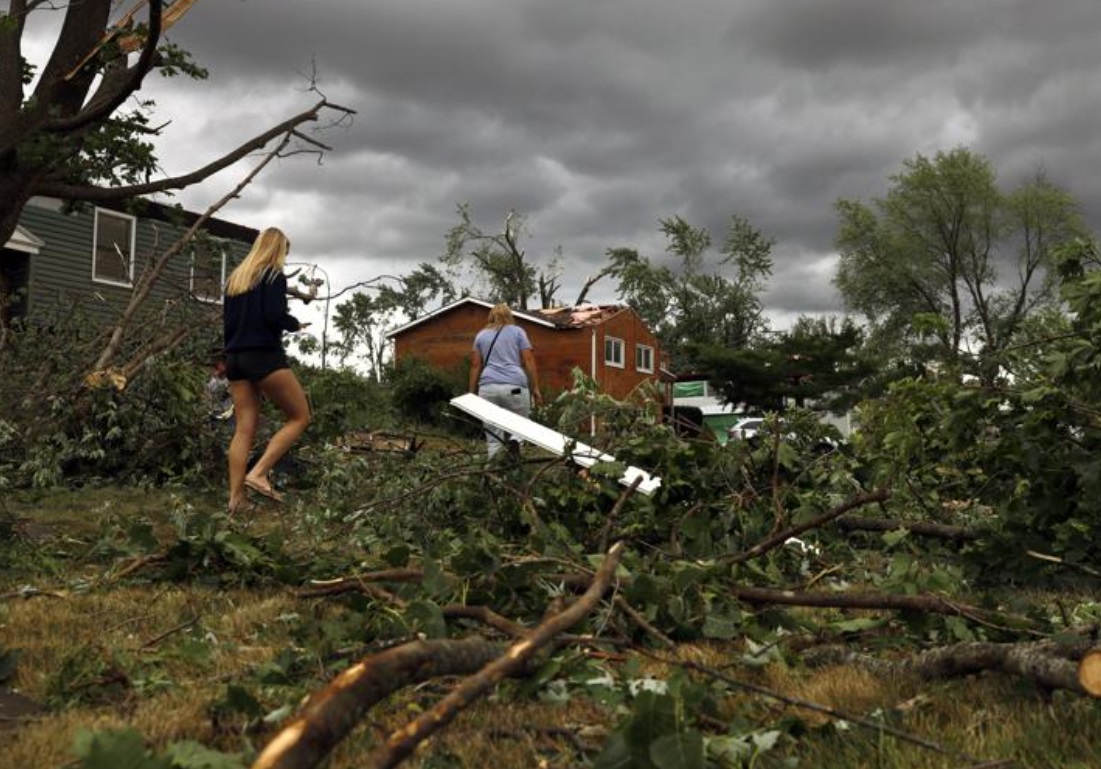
[469,346,483,393]
[263,272,301,332]
[521,348,541,405]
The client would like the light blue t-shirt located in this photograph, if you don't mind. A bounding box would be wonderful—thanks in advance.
[474,324,532,387]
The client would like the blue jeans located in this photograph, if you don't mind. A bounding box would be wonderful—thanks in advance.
[478,383,530,458]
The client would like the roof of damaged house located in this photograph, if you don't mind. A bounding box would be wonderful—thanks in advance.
[526,303,628,328]
[386,296,631,337]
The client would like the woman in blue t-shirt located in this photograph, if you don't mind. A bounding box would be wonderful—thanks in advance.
[223,227,311,513]
[469,304,542,457]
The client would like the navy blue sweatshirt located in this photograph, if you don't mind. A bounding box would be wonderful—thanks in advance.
[223,269,301,353]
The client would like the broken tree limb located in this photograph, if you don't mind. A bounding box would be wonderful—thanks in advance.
[441,605,530,639]
[810,638,1101,698]
[365,541,626,769]
[719,488,891,566]
[834,516,980,542]
[250,637,511,769]
[729,585,1038,631]
[254,542,624,769]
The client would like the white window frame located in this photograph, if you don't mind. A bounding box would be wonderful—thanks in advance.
[92,208,136,287]
[604,336,625,368]
[635,343,654,373]
[190,241,226,304]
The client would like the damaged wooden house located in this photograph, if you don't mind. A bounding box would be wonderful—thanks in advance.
[387,297,669,402]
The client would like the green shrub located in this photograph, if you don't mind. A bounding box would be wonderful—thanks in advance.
[386,357,464,427]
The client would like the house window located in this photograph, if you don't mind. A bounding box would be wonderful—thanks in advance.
[190,241,226,303]
[636,344,654,373]
[604,336,624,368]
[92,208,135,286]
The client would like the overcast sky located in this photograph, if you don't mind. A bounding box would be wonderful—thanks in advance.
[26,0,1101,334]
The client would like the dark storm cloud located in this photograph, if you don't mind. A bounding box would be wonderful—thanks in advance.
[24,0,1101,330]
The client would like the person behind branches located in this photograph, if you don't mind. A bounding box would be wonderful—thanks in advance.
[223,227,310,513]
[469,303,542,458]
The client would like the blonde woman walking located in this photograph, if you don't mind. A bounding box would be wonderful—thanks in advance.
[469,303,541,458]
[223,227,311,513]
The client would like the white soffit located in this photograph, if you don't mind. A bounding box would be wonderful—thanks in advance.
[4,225,44,254]
[450,393,662,495]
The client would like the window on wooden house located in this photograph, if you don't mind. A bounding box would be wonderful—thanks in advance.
[636,344,654,373]
[92,208,136,286]
[190,240,226,303]
[604,336,625,368]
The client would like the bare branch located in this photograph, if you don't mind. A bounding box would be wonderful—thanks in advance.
[37,100,354,202]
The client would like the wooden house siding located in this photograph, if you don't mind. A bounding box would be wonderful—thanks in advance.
[391,299,664,402]
[15,198,253,328]
[595,308,661,400]
[392,303,488,379]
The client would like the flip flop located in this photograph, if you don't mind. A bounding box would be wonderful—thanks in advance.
[244,477,284,504]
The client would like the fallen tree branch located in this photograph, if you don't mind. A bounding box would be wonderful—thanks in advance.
[729,585,1038,631]
[441,605,530,639]
[835,516,980,542]
[253,541,625,769]
[250,637,512,769]
[808,637,1101,698]
[719,488,891,566]
[366,541,626,769]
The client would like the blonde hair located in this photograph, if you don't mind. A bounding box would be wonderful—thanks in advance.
[225,227,290,297]
[486,303,515,328]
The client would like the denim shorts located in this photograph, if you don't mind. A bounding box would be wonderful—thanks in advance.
[226,349,289,382]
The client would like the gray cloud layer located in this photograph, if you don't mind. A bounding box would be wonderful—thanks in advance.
[26,0,1101,325]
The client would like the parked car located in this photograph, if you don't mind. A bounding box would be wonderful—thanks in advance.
[727,417,764,442]
[728,414,846,455]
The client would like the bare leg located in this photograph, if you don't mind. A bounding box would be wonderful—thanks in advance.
[228,380,260,512]
[245,368,310,492]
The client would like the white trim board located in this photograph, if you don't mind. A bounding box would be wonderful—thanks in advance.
[450,393,661,495]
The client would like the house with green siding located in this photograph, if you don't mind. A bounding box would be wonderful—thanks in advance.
[1,196,257,330]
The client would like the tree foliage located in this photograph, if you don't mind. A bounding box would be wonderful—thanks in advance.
[697,316,875,414]
[610,214,773,371]
[834,148,1088,379]
[441,204,563,310]
[330,264,455,378]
